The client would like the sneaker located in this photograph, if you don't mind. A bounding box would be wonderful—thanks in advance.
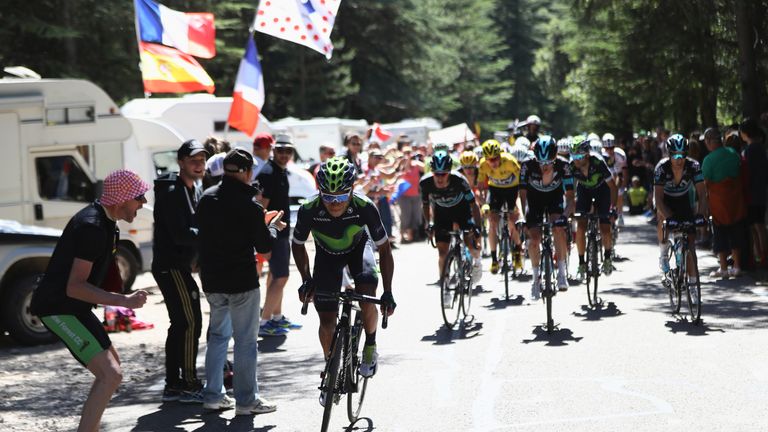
[576,263,587,281]
[179,388,204,404]
[729,267,742,278]
[513,249,523,270]
[602,257,614,276]
[235,397,277,416]
[659,256,670,273]
[557,272,568,291]
[471,259,483,284]
[531,278,541,301]
[203,395,235,411]
[359,344,378,378]
[709,268,728,279]
[259,320,289,337]
[162,386,182,402]
[272,316,302,330]
[490,260,499,274]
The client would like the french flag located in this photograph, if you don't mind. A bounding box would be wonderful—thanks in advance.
[135,0,215,59]
[227,36,265,137]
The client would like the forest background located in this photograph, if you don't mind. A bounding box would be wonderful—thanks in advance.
[2,0,768,139]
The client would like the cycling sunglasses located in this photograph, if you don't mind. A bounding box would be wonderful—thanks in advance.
[538,158,555,165]
[433,172,450,177]
[321,191,351,204]
[570,153,587,161]
[671,152,686,160]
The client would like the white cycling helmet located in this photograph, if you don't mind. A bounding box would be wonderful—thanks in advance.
[602,133,615,148]
[510,143,531,163]
[587,132,600,142]
[557,138,571,155]
[526,115,541,126]
[515,136,532,149]
[589,138,603,153]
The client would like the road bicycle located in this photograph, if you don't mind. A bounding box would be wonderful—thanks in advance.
[301,290,389,431]
[430,229,475,328]
[574,212,603,307]
[536,213,559,333]
[661,217,708,323]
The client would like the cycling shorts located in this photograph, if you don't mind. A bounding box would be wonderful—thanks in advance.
[576,183,612,224]
[488,186,519,213]
[41,312,111,367]
[313,239,378,312]
[433,203,474,243]
[525,189,565,226]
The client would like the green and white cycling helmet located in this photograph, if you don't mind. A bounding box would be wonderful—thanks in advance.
[317,156,356,193]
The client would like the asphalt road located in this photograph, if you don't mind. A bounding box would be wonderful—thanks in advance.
[3,214,768,431]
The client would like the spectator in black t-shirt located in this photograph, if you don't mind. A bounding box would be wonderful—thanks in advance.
[30,169,150,432]
[740,118,768,265]
[257,133,298,335]
[152,139,208,403]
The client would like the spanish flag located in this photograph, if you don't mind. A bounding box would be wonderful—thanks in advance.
[139,42,214,94]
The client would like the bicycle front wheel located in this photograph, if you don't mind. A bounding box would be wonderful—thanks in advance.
[461,257,473,316]
[321,330,343,432]
[542,247,555,333]
[440,252,462,328]
[347,312,367,422]
[684,249,702,323]
[501,233,511,299]
[587,234,599,306]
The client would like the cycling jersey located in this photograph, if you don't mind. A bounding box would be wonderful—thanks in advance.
[571,154,613,189]
[478,153,521,188]
[292,192,388,255]
[602,148,627,180]
[420,172,476,209]
[519,157,574,193]
[653,157,704,198]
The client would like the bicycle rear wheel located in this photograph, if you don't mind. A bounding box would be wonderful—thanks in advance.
[542,247,555,333]
[461,257,473,316]
[440,252,462,328]
[586,234,599,307]
[347,312,368,422]
[684,249,702,323]
[321,330,343,432]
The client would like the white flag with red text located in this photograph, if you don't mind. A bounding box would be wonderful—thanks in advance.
[254,0,341,59]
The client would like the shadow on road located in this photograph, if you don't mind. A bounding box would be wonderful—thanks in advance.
[420,321,483,345]
[522,325,583,346]
[346,417,374,431]
[258,335,287,353]
[485,295,525,310]
[130,406,277,432]
[572,302,624,321]
[664,318,726,336]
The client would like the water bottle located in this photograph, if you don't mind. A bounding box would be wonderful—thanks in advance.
[674,239,683,267]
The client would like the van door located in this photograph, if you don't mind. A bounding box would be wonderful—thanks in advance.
[28,150,97,228]
[0,113,24,222]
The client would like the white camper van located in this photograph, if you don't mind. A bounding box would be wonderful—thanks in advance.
[0,78,152,290]
[270,116,369,162]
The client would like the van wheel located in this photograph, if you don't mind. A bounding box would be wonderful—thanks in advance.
[115,244,139,293]
[2,275,57,345]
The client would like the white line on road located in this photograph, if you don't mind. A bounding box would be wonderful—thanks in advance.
[472,312,507,431]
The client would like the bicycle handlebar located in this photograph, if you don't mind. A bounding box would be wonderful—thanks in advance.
[301,290,390,329]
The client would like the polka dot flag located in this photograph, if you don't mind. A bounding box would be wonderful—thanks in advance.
[254,0,341,59]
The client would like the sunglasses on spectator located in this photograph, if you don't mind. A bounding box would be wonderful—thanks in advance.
[321,191,351,204]
[671,152,686,159]
[349,141,362,147]
[134,194,146,202]
[570,153,587,161]
[275,147,294,154]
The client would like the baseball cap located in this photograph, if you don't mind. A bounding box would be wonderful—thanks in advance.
[100,169,151,206]
[177,139,209,160]
[274,133,295,147]
[369,148,384,158]
[253,133,274,150]
[223,148,254,173]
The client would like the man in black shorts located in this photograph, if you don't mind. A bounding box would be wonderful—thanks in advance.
[520,137,575,297]
[420,150,483,285]
[292,157,395,397]
[31,169,150,432]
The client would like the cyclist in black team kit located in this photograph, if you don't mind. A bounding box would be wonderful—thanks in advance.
[570,138,618,278]
[420,150,484,286]
[519,136,575,298]
[292,157,396,389]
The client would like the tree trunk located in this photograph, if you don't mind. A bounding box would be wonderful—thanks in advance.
[735,0,761,120]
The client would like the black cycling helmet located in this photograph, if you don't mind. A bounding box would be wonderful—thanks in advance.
[666,133,688,154]
[533,135,557,162]
[430,150,452,173]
